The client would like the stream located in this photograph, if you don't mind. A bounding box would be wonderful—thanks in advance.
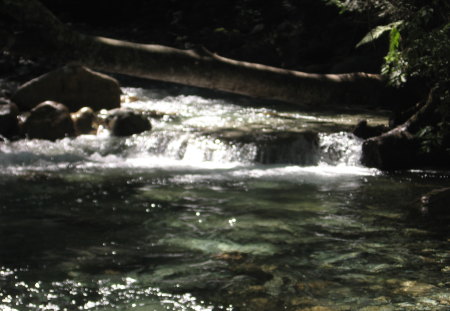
[0,84,449,311]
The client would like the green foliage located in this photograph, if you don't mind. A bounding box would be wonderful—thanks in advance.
[356,21,402,48]
[379,1,450,88]
[415,85,450,157]
[355,0,450,159]
[406,22,450,85]
[416,120,450,155]
[417,125,441,154]
[381,25,407,86]
[355,20,408,86]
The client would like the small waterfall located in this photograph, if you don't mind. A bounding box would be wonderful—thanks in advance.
[0,87,374,172]
[319,132,364,166]
[117,129,361,167]
[130,131,258,164]
[125,129,322,166]
[0,129,364,172]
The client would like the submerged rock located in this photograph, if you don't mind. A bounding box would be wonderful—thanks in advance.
[72,107,98,135]
[0,98,20,140]
[105,108,151,137]
[207,128,319,165]
[22,101,75,141]
[418,187,450,217]
[12,64,121,112]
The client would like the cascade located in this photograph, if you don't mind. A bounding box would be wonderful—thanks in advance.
[0,87,374,173]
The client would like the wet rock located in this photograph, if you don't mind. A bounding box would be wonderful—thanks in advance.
[105,108,151,137]
[71,107,98,135]
[22,101,75,141]
[418,187,450,216]
[0,97,20,139]
[361,129,419,170]
[207,128,319,165]
[12,64,121,112]
[253,130,319,165]
[353,119,387,139]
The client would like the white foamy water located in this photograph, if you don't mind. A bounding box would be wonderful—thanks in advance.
[0,87,384,177]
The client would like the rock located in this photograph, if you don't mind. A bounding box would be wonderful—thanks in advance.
[0,98,20,139]
[352,120,387,139]
[22,101,75,141]
[207,128,319,165]
[418,187,450,216]
[71,107,98,135]
[105,108,151,137]
[12,64,121,112]
[361,129,419,170]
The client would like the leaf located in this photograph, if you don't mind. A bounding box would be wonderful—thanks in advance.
[389,26,401,52]
[356,21,403,48]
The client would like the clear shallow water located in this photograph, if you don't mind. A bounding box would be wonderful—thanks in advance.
[0,86,449,311]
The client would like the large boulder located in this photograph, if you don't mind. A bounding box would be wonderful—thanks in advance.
[22,101,75,141]
[0,98,20,140]
[12,64,121,112]
[105,108,151,137]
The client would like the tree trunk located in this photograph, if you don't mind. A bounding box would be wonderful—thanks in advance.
[1,0,389,108]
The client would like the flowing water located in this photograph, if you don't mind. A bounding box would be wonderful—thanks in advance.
[0,85,449,311]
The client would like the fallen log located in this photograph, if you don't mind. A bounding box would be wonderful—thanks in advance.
[1,0,388,108]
